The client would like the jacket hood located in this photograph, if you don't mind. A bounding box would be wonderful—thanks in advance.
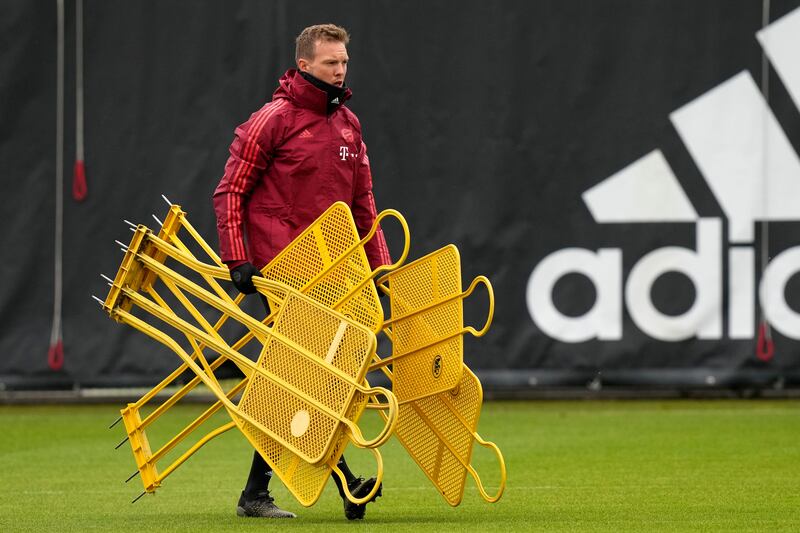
[273,69,352,115]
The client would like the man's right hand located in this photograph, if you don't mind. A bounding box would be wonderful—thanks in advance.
[229,262,262,294]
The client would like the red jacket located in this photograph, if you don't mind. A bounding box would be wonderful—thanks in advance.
[213,69,391,270]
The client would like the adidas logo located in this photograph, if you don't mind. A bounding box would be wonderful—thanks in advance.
[299,129,313,139]
[527,7,800,344]
[331,97,340,104]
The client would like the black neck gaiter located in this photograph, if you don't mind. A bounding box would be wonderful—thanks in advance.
[299,71,347,114]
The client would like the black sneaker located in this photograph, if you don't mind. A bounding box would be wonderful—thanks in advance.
[236,490,296,518]
[342,477,382,520]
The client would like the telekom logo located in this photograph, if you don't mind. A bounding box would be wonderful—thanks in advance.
[528,8,800,343]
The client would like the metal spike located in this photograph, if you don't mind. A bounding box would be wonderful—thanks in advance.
[119,247,128,253]
[161,194,172,206]
[125,470,140,483]
[115,436,129,450]
[101,274,114,284]
[131,491,147,504]
[123,219,137,228]
[152,214,163,226]
[115,240,129,250]
[92,295,105,306]
[129,227,136,233]
[108,415,122,429]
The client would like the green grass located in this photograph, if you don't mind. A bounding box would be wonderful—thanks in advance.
[0,400,798,532]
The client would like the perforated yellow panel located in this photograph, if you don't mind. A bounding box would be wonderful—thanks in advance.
[261,202,383,332]
[237,292,375,465]
[386,245,464,403]
[234,388,370,506]
[393,367,482,506]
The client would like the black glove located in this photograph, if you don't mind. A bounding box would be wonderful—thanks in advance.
[230,262,262,295]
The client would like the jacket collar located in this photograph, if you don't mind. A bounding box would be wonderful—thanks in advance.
[274,69,352,115]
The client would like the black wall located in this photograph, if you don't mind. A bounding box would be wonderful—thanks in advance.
[2,0,800,390]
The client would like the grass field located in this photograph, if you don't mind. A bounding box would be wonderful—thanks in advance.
[0,399,798,532]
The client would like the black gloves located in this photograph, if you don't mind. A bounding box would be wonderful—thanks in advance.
[230,262,262,294]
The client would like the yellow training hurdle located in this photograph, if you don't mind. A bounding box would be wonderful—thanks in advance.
[101,203,397,506]
[372,245,494,403]
[99,199,505,508]
[370,245,505,504]
[389,366,506,506]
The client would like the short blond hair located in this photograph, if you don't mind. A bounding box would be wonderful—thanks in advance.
[295,24,350,62]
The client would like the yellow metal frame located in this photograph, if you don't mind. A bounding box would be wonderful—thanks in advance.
[261,201,409,333]
[373,245,495,403]
[102,204,400,506]
[110,206,254,498]
[369,245,505,504]
[376,365,506,506]
[102,200,507,508]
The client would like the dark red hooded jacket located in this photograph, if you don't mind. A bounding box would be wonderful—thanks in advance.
[213,69,391,270]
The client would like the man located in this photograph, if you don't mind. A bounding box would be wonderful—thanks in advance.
[212,24,390,520]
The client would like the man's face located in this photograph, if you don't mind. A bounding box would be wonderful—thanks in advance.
[298,39,348,87]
